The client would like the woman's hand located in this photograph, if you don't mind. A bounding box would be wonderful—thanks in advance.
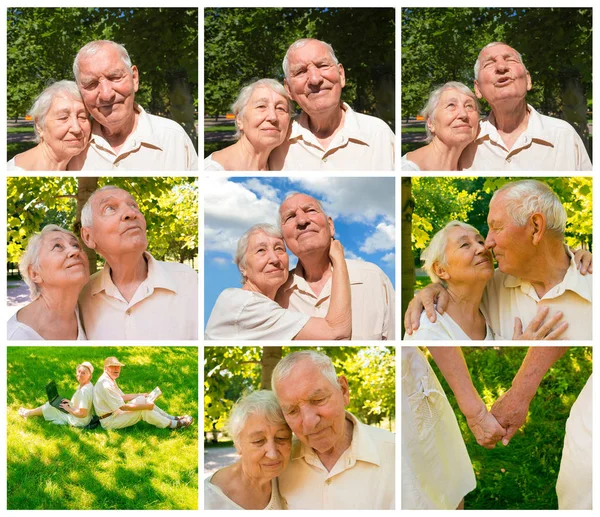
[513,306,568,340]
[466,404,506,449]
[59,400,72,413]
[404,283,450,335]
[328,238,345,264]
[573,248,593,275]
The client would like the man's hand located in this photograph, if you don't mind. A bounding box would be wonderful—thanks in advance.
[490,388,531,445]
[465,403,506,449]
[403,283,450,335]
[513,306,568,340]
[573,248,593,275]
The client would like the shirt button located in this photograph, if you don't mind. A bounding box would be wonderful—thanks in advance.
[323,157,327,162]
[506,158,511,163]
[325,479,331,485]
[126,309,131,315]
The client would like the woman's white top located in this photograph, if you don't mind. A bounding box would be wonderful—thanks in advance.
[7,307,87,340]
[205,288,309,340]
[402,347,476,509]
[401,155,421,171]
[41,382,94,427]
[404,310,494,340]
[204,474,284,510]
[204,154,225,171]
[7,157,25,171]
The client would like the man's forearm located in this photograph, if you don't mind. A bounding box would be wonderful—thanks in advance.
[510,346,569,400]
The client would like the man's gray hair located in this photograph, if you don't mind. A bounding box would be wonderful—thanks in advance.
[73,40,133,82]
[28,81,84,143]
[235,223,284,284]
[474,42,526,81]
[278,192,327,230]
[492,180,567,236]
[421,221,482,286]
[421,81,480,143]
[231,79,294,139]
[271,350,341,400]
[19,224,80,301]
[81,185,123,228]
[282,38,339,80]
[226,390,288,447]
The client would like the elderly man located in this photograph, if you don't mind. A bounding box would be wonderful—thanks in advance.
[69,40,198,170]
[405,179,592,340]
[272,350,395,509]
[269,38,395,170]
[79,185,198,340]
[277,192,395,340]
[94,356,192,430]
[491,347,591,509]
[460,42,591,171]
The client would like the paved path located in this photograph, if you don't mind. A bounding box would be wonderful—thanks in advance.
[203,446,237,478]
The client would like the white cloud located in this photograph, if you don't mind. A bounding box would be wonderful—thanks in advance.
[345,250,365,261]
[241,178,280,203]
[381,252,395,263]
[212,257,230,266]
[360,222,396,253]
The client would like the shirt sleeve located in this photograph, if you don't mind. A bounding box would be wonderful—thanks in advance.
[98,380,125,411]
[381,272,396,340]
[206,289,310,340]
[72,385,93,411]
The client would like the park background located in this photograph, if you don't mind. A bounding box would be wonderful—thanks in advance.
[400,177,593,332]
[7,7,198,159]
[204,7,395,158]
[7,346,198,510]
[203,176,395,327]
[204,346,395,477]
[6,177,198,317]
[424,346,592,510]
[401,7,592,160]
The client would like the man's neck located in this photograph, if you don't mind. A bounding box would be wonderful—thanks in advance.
[306,103,345,148]
[106,252,149,302]
[100,110,138,152]
[490,100,529,149]
[315,416,354,472]
[297,250,332,297]
[521,241,571,298]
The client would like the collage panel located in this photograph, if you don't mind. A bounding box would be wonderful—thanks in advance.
[204,345,395,510]
[204,6,395,171]
[401,7,592,172]
[203,176,396,341]
[401,345,592,510]
[7,345,199,510]
[7,7,199,172]
[6,176,199,341]
[401,176,592,341]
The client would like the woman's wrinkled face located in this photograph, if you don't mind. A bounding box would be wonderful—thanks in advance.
[39,95,91,158]
[32,231,90,293]
[241,230,289,295]
[76,366,92,385]
[429,88,479,147]
[238,86,290,151]
[237,413,292,481]
[436,226,494,285]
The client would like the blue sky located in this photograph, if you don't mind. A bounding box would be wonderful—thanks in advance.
[204,176,396,326]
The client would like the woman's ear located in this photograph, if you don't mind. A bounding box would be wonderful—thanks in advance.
[433,262,450,281]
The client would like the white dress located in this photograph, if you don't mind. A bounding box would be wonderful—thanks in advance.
[204,475,284,509]
[204,154,225,171]
[401,155,421,171]
[7,308,87,340]
[402,347,476,509]
[41,382,94,427]
[7,157,25,171]
[403,310,495,340]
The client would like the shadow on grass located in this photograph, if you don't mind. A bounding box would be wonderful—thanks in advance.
[7,346,198,510]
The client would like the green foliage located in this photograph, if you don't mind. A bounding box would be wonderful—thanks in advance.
[6,177,198,267]
[7,8,197,143]
[204,347,395,439]
[7,346,198,510]
[425,346,592,509]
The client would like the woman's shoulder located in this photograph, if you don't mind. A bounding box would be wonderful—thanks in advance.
[401,154,421,171]
[204,153,225,171]
[404,310,454,340]
[7,310,44,340]
[6,156,25,171]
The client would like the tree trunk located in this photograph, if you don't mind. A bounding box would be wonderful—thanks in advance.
[75,177,99,274]
[561,74,591,158]
[261,346,283,389]
[401,178,415,339]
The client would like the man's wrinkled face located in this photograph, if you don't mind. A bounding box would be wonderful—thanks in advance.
[275,360,349,455]
[284,40,345,116]
[279,194,334,259]
[76,44,139,132]
[474,44,531,106]
[106,365,121,379]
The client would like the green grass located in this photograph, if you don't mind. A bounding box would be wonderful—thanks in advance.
[8,126,35,134]
[425,346,592,510]
[7,141,36,160]
[204,141,231,158]
[401,126,426,134]
[204,125,236,132]
[7,346,198,510]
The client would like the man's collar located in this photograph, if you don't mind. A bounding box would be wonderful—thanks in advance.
[284,258,363,295]
[477,104,553,146]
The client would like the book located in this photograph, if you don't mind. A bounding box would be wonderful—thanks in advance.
[147,386,162,404]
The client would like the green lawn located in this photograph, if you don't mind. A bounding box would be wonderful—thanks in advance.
[425,346,592,510]
[7,346,198,510]
[204,125,236,132]
[401,126,426,134]
[7,126,35,134]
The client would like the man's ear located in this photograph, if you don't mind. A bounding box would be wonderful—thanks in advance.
[81,227,96,249]
[284,79,292,98]
[433,262,450,281]
[338,375,350,407]
[338,63,346,89]
[131,65,139,93]
[530,213,546,245]
[474,80,483,99]
[526,70,532,92]
[328,216,335,237]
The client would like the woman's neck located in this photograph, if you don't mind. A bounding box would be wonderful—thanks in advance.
[19,142,72,171]
[218,137,273,171]
[409,137,468,171]
[444,281,488,339]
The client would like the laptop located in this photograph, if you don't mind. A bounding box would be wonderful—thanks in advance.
[45,380,69,414]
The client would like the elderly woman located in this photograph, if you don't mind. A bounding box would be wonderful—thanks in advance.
[205,390,291,510]
[405,221,494,340]
[205,223,350,340]
[204,79,293,171]
[7,224,89,340]
[7,80,91,171]
[18,362,95,427]
[402,82,479,171]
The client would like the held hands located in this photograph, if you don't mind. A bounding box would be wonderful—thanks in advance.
[490,388,531,446]
[465,403,506,449]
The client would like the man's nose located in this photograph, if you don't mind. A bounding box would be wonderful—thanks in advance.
[121,205,139,220]
[495,58,509,73]
[307,66,323,85]
[295,209,308,226]
[300,406,320,433]
[484,233,495,250]
[98,80,115,102]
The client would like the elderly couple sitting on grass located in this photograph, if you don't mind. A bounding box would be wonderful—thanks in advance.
[18,356,193,431]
